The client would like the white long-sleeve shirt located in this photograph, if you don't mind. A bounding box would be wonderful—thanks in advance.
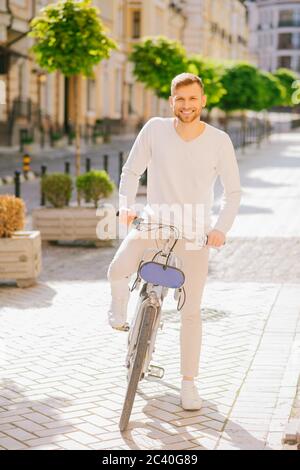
[119,117,241,238]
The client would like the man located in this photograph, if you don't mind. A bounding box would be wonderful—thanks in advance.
[107,73,241,410]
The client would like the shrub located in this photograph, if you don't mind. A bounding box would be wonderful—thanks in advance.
[41,173,73,208]
[76,170,115,208]
[22,135,34,144]
[0,195,25,238]
[51,132,63,141]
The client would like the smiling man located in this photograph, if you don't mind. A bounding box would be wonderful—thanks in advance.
[106,73,242,411]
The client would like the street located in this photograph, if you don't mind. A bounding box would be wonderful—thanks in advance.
[0,130,299,450]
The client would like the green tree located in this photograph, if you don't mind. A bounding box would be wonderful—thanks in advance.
[218,62,263,130]
[129,36,187,100]
[273,68,300,107]
[256,71,285,110]
[187,55,226,119]
[29,0,117,188]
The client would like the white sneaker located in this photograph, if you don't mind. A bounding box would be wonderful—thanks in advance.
[107,297,130,331]
[180,380,203,411]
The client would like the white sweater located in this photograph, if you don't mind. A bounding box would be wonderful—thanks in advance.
[119,117,241,237]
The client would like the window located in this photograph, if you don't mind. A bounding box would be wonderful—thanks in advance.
[132,10,141,39]
[87,78,96,112]
[292,33,300,49]
[279,10,294,27]
[277,56,292,69]
[278,33,293,49]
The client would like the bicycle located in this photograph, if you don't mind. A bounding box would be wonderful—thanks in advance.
[119,216,210,432]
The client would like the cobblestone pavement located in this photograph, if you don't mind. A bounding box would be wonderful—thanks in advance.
[0,131,300,450]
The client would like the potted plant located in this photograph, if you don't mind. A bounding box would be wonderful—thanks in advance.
[51,131,65,148]
[76,170,115,207]
[0,195,42,287]
[92,129,103,145]
[22,135,35,153]
[32,171,116,247]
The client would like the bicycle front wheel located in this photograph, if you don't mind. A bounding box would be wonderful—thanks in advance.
[119,303,156,432]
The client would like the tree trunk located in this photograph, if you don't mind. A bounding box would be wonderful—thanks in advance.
[74,74,81,205]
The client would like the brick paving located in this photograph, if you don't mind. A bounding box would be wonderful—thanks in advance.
[0,131,300,450]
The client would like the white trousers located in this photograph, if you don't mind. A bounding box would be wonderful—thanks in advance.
[107,227,210,377]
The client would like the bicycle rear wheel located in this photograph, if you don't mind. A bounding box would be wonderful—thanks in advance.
[119,303,156,432]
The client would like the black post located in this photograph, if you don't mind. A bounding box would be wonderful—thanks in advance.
[103,154,108,173]
[65,161,70,174]
[41,165,47,206]
[118,151,123,185]
[14,171,21,198]
[85,157,91,173]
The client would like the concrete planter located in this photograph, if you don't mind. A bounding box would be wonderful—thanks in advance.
[32,204,116,247]
[94,136,104,145]
[0,231,42,288]
[52,138,66,148]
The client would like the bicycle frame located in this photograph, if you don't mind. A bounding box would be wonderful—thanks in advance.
[125,222,186,381]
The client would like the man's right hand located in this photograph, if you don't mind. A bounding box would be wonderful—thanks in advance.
[119,208,137,226]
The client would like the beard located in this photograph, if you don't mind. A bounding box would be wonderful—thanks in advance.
[174,108,202,123]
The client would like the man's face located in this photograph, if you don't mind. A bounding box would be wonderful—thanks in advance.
[169,83,207,124]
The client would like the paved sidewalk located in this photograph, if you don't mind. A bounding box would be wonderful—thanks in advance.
[0,131,300,450]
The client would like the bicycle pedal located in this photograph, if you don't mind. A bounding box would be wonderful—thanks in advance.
[113,323,130,332]
[148,364,165,379]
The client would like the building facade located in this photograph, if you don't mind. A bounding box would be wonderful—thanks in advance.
[0,0,253,146]
[246,0,300,73]
[183,0,252,62]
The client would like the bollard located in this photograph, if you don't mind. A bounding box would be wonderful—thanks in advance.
[118,151,123,185]
[14,171,21,198]
[65,161,70,174]
[22,153,31,176]
[103,154,108,173]
[85,157,91,173]
[41,164,47,206]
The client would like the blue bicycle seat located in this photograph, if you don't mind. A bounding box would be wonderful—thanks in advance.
[139,261,185,289]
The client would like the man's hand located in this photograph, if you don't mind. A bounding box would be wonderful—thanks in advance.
[119,208,137,226]
[207,229,226,248]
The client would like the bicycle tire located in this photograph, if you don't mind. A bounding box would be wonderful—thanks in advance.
[119,303,156,432]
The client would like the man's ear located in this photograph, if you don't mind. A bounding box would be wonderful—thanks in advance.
[169,96,173,108]
[202,95,207,107]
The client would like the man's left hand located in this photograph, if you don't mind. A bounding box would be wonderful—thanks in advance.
[207,229,226,248]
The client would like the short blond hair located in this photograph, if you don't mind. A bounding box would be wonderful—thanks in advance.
[171,73,204,96]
